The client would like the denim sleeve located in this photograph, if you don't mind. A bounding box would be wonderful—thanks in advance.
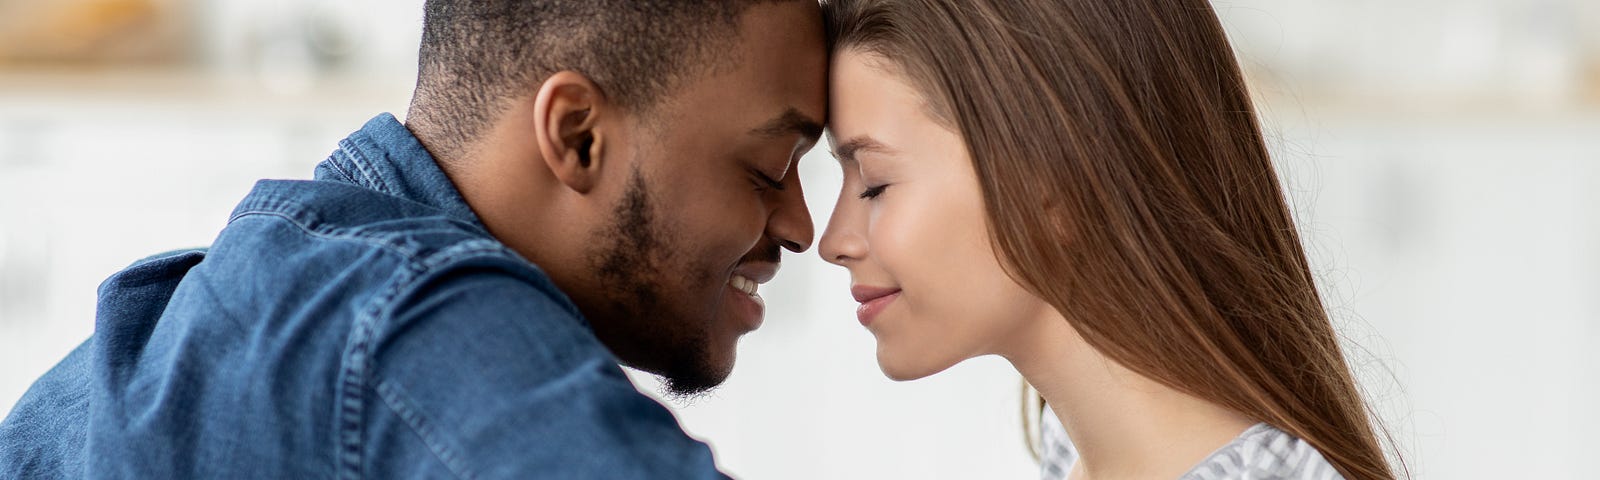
[362,270,728,480]
[0,340,91,479]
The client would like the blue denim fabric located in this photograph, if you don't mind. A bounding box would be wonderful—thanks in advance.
[0,114,727,479]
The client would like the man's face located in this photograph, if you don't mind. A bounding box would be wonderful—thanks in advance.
[587,2,827,396]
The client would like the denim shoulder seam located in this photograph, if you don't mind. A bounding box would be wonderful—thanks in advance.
[229,209,488,262]
[335,258,415,480]
[371,240,555,323]
[336,239,531,480]
[374,238,583,323]
[374,378,478,480]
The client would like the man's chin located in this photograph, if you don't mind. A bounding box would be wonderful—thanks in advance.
[659,372,727,403]
[658,349,735,401]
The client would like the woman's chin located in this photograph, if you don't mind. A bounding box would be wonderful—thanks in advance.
[875,347,957,382]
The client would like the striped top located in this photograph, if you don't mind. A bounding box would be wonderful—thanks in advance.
[1038,409,1345,480]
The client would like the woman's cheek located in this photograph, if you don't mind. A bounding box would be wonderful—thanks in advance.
[873,191,939,276]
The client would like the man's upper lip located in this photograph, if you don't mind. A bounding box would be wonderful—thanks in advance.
[733,262,779,284]
[851,285,900,303]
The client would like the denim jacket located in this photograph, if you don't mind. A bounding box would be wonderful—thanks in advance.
[0,114,727,479]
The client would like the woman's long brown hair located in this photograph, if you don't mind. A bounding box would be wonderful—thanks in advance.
[823,0,1399,478]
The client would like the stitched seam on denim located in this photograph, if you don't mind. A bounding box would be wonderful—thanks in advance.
[399,241,584,322]
[227,211,432,259]
[234,212,414,257]
[336,254,427,480]
[229,195,324,230]
[213,213,522,480]
[222,215,526,293]
[214,216,494,479]
[219,215,557,335]
[338,241,526,480]
[335,316,370,480]
[357,242,545,480]
[339,137,393,196]
[374,379,477,480]
[182,266,252,333]
[412,241,521,273]
[340,224,487,242]
[231,205,476,237]
[322,150,361,184]
[367,240,536,326]
[229,199,486,252]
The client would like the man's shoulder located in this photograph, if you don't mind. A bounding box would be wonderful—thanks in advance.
[225,177,490,253]
[0,342,92,479]
[62,175,602,476]
[202,175,578,327]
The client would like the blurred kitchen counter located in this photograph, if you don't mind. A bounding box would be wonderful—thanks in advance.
[0,67,414,122]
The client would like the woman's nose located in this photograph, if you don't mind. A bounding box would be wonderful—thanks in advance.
[819,196,867,266]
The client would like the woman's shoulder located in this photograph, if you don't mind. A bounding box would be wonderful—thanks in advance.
[1037,417,1344,480]
[1178,423,1344,480]
[1038,410,1077,480]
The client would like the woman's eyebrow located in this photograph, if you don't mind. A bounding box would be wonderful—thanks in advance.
[831,136,892,163]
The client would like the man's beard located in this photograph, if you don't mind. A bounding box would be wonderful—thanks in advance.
[588,167,726,397]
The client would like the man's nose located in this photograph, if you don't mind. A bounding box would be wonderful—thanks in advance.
[766,175,813,253]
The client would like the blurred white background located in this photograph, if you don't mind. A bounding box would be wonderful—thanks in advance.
[1,0,1596,478]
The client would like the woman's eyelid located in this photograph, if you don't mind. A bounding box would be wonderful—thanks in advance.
[857,184,889,200]
[855,157,885,182]
[837,153,892,199]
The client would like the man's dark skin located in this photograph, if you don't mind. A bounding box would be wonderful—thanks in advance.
[410,2,828,395]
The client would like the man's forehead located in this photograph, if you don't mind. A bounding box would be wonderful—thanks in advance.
[662,3,826,138]
[750,108,824,141]
[722,1,828,98]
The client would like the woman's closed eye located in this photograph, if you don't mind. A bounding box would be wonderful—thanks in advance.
[858,184,889,200]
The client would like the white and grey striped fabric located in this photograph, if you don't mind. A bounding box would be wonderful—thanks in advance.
[1038,409,1078,480]
[1038,408,1345,480]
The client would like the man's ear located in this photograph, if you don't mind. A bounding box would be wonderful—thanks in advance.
[533,71,606,194]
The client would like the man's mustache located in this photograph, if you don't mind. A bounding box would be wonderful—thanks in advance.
[739,241,783,265]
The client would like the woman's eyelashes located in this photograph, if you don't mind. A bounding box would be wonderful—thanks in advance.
[858,184,889,200]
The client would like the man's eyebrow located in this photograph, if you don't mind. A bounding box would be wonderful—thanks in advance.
[830,136,890,163]
[750,108,824,140]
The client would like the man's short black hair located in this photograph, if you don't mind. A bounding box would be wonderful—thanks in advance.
[407,0,793,161]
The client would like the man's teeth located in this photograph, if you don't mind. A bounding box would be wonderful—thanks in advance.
[730,274,759,296]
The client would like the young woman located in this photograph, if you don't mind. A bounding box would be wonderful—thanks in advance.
[816,0,1398,478]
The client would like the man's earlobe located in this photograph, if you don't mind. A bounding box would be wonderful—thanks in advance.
[535,71,606,194]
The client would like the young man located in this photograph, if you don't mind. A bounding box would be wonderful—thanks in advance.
[0,1,826,478]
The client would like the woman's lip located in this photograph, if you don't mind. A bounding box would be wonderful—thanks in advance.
[855,290,900,326]
[850,285,901,303]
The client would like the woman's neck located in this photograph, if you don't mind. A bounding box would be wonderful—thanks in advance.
[1001,312,1256,480]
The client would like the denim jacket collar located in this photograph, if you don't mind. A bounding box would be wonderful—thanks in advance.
[315,113,484,228]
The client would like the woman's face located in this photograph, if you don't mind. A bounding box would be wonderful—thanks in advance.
[819,50,1051,380]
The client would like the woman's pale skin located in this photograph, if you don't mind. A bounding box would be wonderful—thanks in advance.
[818,50,1257,480]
